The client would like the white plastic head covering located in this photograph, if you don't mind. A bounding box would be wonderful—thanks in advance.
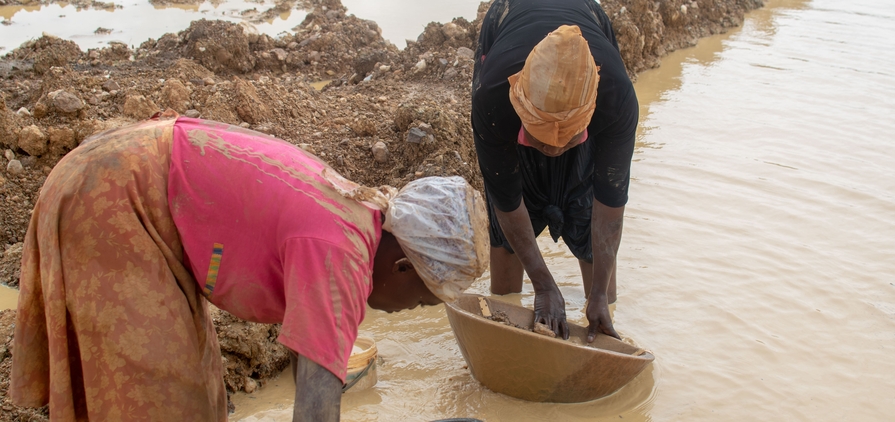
[382,176,490,302]
[323,171,489,302]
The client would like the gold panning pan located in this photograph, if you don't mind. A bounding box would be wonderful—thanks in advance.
[445,294,654,403]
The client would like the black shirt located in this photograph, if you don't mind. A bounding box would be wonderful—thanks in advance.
[472,0,639,212]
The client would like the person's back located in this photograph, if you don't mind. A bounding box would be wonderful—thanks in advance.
[168,117,382,380]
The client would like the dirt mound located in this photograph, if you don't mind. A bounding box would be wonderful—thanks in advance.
[0,309,50,421]
[0,0,765,417]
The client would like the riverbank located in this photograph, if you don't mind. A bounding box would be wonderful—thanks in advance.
[0,0,764,419]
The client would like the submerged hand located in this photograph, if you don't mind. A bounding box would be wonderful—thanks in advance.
[533,287,569,340]
[586,294,619,342]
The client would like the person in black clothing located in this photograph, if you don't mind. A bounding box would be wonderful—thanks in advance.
[471,0,639,341]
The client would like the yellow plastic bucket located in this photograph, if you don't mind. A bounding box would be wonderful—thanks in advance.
[344,336,377,392]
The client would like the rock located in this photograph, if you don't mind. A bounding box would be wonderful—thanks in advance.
[271,48,288,61]
[16,107,30,117]
[102,79,121,92]
[6,160,24,175]
[48,126,77,153]
[234,79,269,125]
[243,377,258,393]
[443,68,459,81]
[442,22,467,39]
[406,127,427,144]
[184,109,201,118]
[20,156,35,168]
[456,47,475,60]
[32,102,48,119]
[371,141,388,163]
[18,125,47,156]
[48,90,84,114]
[413,59,427,73]
[4,150,14,161]
[161,79,192,113]
[123,95,159,119]
[0,174,5,187]
[203,77,216,86]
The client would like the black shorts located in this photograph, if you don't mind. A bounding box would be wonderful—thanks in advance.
[487,140,595,263]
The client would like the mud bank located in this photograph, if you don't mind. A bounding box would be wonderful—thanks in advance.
[0,0,763,418]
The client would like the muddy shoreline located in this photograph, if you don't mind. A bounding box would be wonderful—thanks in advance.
[0,0,763,419]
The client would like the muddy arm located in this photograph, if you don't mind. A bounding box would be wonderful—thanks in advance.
[291,352,341,422]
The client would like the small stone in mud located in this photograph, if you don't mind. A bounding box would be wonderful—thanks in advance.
[123,95,159,119]
[4,149,14,161]
[6,160,24,175]
[443,68,459,81]
[456,47,475,60]
[16,107,30,117]
[406,127,426,144]
[184,109,201,118]
[203,77,216,86]
[94,27,112,35]
[371,141,388,163]
[49,90,84,114]
[532,322,557,338]
[18,125,47,156]
[102,79,120,92]
[243,377,258,393]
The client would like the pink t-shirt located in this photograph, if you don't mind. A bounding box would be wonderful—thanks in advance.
[167,118,381,382]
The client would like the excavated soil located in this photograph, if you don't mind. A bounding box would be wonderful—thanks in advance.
[0,0,763,418]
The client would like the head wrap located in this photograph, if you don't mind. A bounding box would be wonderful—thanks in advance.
[383,176,489,302]
[508,25,600,148]
[325,172,489,302]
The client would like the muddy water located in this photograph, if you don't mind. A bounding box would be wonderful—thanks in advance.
[233,0,895,420]
[0,0,308,52]
[0,0,483,52]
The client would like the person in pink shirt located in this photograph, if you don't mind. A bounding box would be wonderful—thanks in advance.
[11,112,489,421]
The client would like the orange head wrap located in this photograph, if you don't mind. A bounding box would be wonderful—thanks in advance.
[508,25,600,148]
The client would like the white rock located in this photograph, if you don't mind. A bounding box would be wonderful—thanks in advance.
[7,160,24,175]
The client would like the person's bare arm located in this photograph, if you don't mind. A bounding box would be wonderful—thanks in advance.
[494,201,569,339]
[586,199,623,341]
[291,352,341,422]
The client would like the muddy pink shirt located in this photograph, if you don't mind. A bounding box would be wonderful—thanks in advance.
[167,117,381,382]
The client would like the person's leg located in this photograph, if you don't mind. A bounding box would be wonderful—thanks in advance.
[490,246,524,295]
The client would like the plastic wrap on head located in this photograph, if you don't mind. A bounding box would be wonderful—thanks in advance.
[382,176,490,302]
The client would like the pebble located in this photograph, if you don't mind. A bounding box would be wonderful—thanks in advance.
[456,47,475,60]
[371,141,388,163]
[184,109,201,118]
[203,77,216,86]
[102,79,120,92]
[6,160,24,175]
[4,150,14,161]
[405,127,427,144]
[16,107,30,117]
[238,122,250,128]
[49,90,84,114]
[413,59,427,73]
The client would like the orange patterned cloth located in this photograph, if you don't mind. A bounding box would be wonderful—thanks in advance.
[10,114,227,421]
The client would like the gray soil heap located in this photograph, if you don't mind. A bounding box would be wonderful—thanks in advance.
[0,0,763,419]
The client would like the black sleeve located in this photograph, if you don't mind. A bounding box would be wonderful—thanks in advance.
[591,93,638,208]
[472,90,523,213]
[585,0,620,50]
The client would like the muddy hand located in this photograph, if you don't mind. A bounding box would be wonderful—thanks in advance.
[586,295,619,341]
[533,288,569,340]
